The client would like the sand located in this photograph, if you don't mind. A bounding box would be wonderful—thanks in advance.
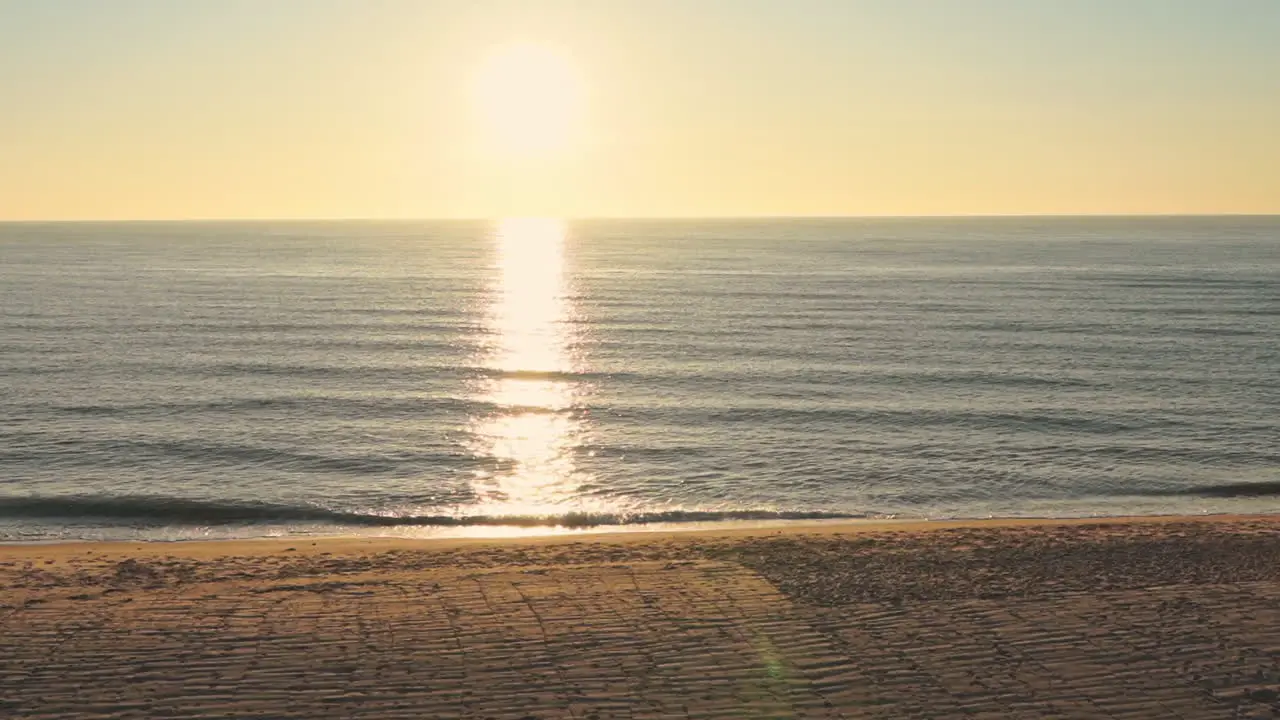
[3,515,1280,719]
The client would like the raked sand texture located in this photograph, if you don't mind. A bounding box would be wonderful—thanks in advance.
[3,517,1280,719]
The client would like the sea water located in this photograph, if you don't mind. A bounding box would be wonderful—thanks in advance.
[2,216,1277,540]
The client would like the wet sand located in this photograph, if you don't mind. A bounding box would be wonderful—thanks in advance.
[3,515,1280,718]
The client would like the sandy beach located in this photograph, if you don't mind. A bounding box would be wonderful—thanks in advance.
[4,515,1280,719]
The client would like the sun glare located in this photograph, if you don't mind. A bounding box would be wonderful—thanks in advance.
[471,44,585,157]
[466,218,594,518]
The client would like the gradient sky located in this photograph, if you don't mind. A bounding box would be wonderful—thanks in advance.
[2,0,1278,220]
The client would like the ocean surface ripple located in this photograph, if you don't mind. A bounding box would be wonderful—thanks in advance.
[2,217,1278,540]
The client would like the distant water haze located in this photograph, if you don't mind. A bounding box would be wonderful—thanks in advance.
[1,217,1277,541]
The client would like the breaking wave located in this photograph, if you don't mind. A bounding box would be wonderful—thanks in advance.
[0,495,862,528]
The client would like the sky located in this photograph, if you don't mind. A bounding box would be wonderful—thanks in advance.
[2,0,1278,220]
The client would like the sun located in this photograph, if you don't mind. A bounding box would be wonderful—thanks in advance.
[471,44,585,158]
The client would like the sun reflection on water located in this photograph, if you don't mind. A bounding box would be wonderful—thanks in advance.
[468,218,591,517]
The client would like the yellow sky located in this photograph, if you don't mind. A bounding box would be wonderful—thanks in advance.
[2,1,1278,220]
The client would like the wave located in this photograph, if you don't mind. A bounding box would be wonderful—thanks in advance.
[1160,481,1280,498]
[0,495,862,528]
[1085,481,1280,499]
[0,439,464,475]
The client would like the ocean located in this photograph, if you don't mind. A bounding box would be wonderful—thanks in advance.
[1,216,1278,541]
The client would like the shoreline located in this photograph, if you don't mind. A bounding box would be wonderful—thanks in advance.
[3,511,1277,559]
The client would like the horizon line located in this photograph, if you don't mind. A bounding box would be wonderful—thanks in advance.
[3,212,1280,224]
